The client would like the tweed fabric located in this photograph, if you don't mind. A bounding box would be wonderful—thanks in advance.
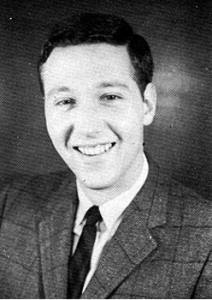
[0,161,212,298]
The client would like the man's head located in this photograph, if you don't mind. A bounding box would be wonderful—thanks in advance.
[40,13,157,200]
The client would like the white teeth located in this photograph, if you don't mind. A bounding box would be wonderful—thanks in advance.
[105,144,110,151]
[78,143,113,156]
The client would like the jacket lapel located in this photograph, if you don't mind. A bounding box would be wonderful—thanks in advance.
[39,176,78,299]
[82,161,169,299]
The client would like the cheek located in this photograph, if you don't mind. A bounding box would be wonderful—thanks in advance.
[45,106,70,137]
[115,108,144,136]
[45,113,66,143]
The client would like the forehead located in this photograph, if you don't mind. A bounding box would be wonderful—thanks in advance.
[41,44,135,87]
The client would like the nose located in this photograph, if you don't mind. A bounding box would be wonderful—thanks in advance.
[73,104,104,138]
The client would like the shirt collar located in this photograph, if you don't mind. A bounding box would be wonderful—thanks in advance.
[75,153,149,232]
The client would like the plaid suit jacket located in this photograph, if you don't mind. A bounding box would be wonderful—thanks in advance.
[0,160,212,298]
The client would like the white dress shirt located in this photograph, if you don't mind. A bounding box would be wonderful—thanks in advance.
[73,153,149,292]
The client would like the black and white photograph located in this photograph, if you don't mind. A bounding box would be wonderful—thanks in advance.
[0,0,211,298]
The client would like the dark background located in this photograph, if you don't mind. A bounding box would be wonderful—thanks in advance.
[0,0,211,198]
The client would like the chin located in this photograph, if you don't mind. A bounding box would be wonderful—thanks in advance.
[78,175,116,191]
[81,181,109,190]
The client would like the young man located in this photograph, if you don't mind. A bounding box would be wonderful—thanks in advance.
[0,13,212,298]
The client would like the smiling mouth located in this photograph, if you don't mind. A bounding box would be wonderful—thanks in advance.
[74,142,116,156]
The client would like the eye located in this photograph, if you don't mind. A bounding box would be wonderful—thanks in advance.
[101,94,122,101]
[56,98,76,106]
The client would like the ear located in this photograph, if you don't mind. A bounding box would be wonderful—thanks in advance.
[143,83,157,126]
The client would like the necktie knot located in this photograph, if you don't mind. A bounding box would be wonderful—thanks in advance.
[84,205,102,226]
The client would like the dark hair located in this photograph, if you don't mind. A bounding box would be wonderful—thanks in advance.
[38,13,153,95]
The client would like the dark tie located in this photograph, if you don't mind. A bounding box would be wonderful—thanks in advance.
[67,205,102,299]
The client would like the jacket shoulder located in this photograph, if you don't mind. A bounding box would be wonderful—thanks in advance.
[0,170,75,226]
[167,177,212,226]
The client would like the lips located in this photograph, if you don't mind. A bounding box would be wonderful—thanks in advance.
[74,142,115,156]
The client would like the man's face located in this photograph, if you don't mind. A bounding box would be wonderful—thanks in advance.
[42,44,156,195]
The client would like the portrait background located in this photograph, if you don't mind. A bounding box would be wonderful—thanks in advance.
[0,0,211,198]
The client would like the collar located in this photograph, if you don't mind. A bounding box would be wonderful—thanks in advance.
[75,153,149,233]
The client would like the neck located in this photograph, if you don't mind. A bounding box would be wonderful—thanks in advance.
[78,184,129,206]
[77,155,146,206]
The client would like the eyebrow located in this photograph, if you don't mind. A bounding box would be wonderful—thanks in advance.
[98,81,130,90]
[47,81,130,97]
[47,86,72,97]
